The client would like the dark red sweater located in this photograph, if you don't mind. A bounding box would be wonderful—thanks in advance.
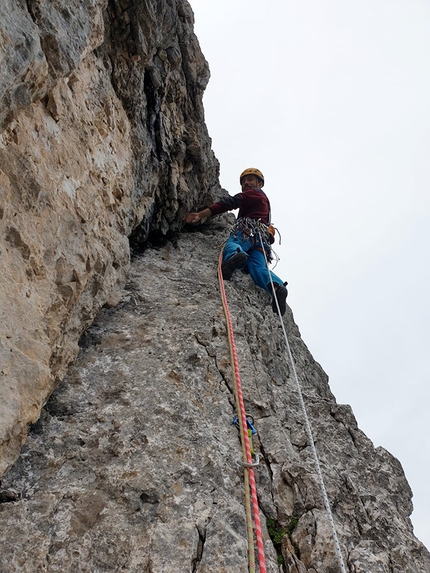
[208,187,271,225]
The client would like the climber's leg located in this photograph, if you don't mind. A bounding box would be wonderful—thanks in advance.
[221,232,252,280]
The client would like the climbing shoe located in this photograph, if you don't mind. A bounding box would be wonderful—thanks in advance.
[221,251,248,280]
[271,283,288,316]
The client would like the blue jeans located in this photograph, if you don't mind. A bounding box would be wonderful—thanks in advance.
[223,231,283,293]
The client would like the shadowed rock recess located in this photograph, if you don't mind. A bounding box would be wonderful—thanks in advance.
[0,2,429,573]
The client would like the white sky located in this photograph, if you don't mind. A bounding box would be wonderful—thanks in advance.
[189,0,430,549]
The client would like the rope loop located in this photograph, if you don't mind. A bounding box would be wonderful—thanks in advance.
[238,453,260,468]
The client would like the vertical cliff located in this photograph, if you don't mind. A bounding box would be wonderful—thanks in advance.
[0,0,219,474]
[1,1,429,572]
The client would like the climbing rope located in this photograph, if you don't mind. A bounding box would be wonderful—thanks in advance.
[257,230,348,573]
[218,248,267,573]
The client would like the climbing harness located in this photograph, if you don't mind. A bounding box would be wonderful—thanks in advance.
[257,229,348,573]
[230,218,282,272]
[218,248,267,573]
[232,217,275,247]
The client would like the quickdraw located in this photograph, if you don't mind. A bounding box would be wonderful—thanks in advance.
[230,218,274,264]
[232,416,259,466]
[232,217,274,242]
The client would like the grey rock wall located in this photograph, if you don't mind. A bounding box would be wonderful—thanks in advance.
[0,0,219,475]
[0,224,428,572]
[1,1,429,571]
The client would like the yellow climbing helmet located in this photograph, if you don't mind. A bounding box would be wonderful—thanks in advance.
[240,168,264,186]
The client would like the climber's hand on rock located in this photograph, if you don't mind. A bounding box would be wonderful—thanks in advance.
[185,212,201,224]
[185,208,211,224]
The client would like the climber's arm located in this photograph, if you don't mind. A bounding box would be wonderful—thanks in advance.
[185,192,242,224]
[184,208,212,224]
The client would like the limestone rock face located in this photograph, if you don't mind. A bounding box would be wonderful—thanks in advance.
[0,0,219,474]
[1,1,430,571]
[0,225,429,572]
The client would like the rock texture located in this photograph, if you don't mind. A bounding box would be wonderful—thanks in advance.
[1,1,430,572]
[0,0,219,474]
[0,225,429,572]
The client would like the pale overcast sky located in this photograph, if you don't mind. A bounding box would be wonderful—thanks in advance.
[189,0,430,548]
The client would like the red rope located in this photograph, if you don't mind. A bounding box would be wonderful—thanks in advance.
[218,250,267,573]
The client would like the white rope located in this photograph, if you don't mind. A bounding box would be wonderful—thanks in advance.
[258,230,348,573]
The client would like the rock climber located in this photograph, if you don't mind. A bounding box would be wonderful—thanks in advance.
[185,168,288,316]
